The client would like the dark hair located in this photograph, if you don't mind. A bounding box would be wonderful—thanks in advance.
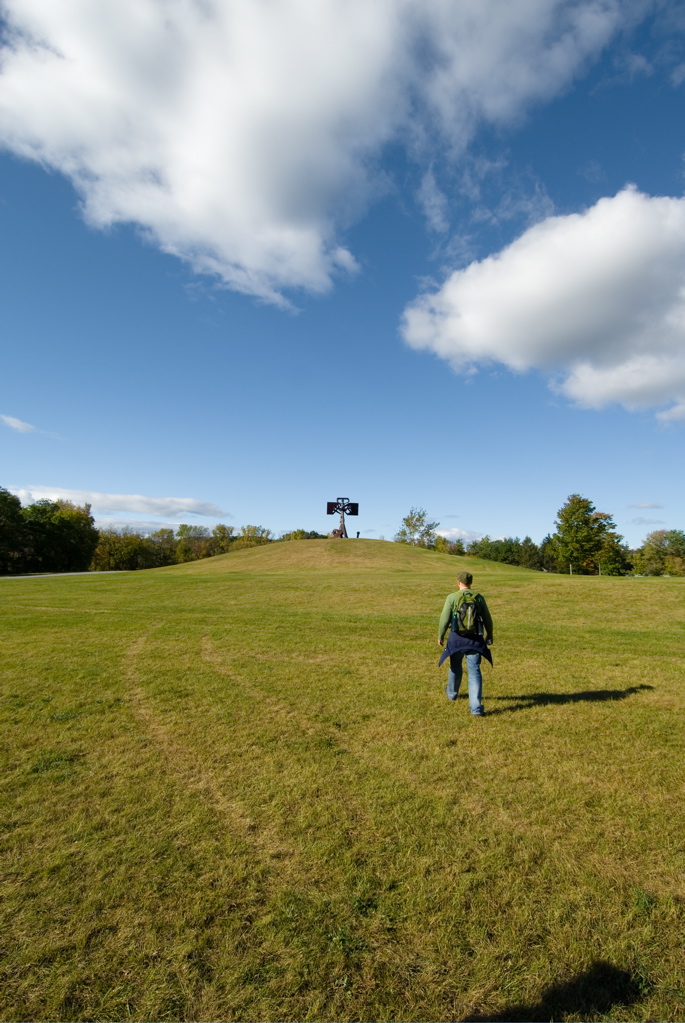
[457,571,473,587]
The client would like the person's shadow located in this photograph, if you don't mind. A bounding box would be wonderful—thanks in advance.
[484,683,653,716]
[463,960,649,1021]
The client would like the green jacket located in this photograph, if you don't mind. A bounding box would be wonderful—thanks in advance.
[438,589,493,644]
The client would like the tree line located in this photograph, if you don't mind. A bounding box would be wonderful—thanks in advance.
[394,497,685,576]
[91,524,327,571]
[2,487,683,576]
[0,488,99,574]
[0,488,328,573]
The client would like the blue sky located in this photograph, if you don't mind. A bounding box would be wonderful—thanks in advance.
[1,0,684,547]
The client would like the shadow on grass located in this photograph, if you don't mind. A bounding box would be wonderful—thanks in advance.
[485,683,653,716]
[463,960,647,1022]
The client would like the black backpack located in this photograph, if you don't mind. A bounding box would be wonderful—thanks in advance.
[452,590,483,637]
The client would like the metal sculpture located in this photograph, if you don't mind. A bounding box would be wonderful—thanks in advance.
[326,498,358,538]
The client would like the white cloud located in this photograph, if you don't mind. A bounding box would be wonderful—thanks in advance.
[93,518,200,533]
[1,414,36,433]
[438,526,482,544]
[402,187,685,419]
[629,516,665,525]
[628,502,663,508]
[9,486,227,518]
[0,0,625,303]
[417,168,449,233]
[657,400,685,422]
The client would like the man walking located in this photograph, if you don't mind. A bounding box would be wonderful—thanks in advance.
[437,572,493,717]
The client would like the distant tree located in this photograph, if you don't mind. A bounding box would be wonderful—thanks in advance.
[664,529,685,576]
[519,536,542,570]
[91,529,159,571]
[395,507,439,548]
[91,521,244,572]
[468,536,505,562]
[467,535,488,558]
[435,535,465,555]
[592,513,631,575]
[91,530,122,571]
[553,494,599,573]
[149,528,178,566]
[552,494,624,574]
[232,525,273,550]
[466,535,541,568]
[466,537,480,557]
[22,499,99,573]
[0,488,26,574]
[633,529,685,576]
[539,534,561,573]
[280,529,327,541]
[175,524,211,562]
[495,538,523,565]
[633,530,668,576]
[211,524,235,554]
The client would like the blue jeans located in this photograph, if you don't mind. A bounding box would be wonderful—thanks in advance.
[447,652,484,715]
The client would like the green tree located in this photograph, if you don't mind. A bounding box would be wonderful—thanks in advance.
[663,529,685,576]
[91,529,160,571]
[633,529,667,575]
[593,513,631,575]
[394,507,439,548]
[634,529,685,576]
[91,529,121,571]
[280,529,327,541]
[539,534,561,573]
[232,525,273,550]
[211,524,235,554]
[22,499,99,573]
[552,495,624,575]
[0,488,26,574]
[149,528,178,566]
[435,535,465,555]
[175,524,211,562]
[466,535,542,570]
[519,536,542,570]
[467,535,489,558]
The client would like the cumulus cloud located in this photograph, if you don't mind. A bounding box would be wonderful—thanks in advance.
[629,502,663,508]
[1,414,35,432]
[402,187,685,418]
[0,0,625,303]
[437,526,482,544]
[10,486,227,518]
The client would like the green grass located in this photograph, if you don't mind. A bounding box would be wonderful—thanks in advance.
[1,539,684,1022]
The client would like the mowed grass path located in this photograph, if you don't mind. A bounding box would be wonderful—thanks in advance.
[1,540,684,1023]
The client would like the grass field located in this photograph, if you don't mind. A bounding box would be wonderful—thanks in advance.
[1,539,684,1023]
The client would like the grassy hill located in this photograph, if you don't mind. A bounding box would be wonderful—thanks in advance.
[1,540,684,1022]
